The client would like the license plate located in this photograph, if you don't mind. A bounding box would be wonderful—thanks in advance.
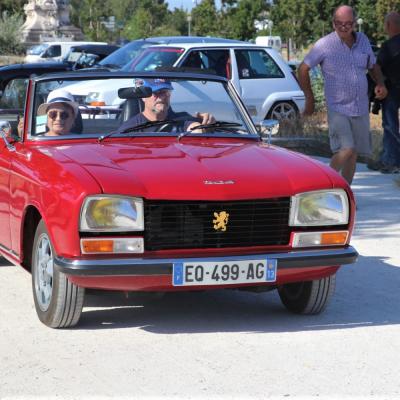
[172,259,277,286]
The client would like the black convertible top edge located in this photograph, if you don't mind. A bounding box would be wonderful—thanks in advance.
[31,69,230,83]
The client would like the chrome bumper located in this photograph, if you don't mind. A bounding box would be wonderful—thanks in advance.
[54,246,358,276]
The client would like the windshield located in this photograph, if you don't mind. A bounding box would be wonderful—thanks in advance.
[98,40,157,69]
[29,74,255,139]
[27,44,49,55]
[122,47,184,72]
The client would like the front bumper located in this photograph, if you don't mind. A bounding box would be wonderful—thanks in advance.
[55,246,358,276]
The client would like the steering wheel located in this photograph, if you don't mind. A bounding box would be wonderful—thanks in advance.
[155,122,174,132]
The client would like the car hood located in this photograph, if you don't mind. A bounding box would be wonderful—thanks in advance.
[55,138,340,200]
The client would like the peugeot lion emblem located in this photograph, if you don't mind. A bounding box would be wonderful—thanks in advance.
[213,211,229,232]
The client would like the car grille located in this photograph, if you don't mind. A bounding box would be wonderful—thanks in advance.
[144,198,291,251]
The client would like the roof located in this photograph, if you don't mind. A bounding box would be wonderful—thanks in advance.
[143,42,270,50]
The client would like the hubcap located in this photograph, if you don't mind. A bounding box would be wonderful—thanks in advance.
[271,103,296,120]
[34,234,54,312]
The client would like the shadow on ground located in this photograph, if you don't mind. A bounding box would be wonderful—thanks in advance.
[77,252,400,333]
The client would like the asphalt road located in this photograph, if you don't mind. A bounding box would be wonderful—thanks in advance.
[1,160,400,399]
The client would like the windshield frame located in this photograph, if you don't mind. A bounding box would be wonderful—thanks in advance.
[25,71,259,141]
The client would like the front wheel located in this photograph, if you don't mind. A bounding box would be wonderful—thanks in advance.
[278,274,336,315]
[31,220,85,328]
[267,101,298,121]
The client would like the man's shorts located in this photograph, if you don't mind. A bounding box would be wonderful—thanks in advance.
[327,110,372,156]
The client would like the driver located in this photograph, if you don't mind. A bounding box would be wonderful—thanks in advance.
[117,78,215,133]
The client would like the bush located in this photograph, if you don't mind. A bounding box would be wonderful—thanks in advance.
[0,11,24,55]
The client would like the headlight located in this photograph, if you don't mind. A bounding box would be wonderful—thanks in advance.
[289,189,349,226]
[80,196,144,232]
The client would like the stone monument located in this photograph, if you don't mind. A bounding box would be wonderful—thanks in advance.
[21,0,84,46]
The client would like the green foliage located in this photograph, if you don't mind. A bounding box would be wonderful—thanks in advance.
[376,0,400,41]
[0,12,24,55]
[0,0,26,15]
[271,0,317,48]
[311,69,326,112]
[221,0,267,40]
[191,0,219,37]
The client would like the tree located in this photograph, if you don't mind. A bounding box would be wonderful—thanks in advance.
[376,0,400,41]
[221,0,267,40]
[0,0,25,15]
[0,11,24,55]
[165,8,190,36]
[191,0,219,37]
[122,0,169,39]
[355,0,379,43]
[271,0,318,49]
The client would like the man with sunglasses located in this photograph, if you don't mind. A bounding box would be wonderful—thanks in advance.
[117,78,215,134]
[298,5,387,185]
[37,89,79,136]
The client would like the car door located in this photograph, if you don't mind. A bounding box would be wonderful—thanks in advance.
[231,48,288,121]
[0,78,27,250]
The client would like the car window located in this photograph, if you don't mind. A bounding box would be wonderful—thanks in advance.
[0,78,28,110]
[45,45,61,58]
[181,50,231,79]
[127,48,184,72]
[101,41,158,69]
[27,44,48,55]
[235,49,284,79]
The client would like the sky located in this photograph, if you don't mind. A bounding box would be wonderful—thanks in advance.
[167,0,222,11]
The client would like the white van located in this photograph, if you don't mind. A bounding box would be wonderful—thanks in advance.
[255,36,282,52]
[25,41,108,63]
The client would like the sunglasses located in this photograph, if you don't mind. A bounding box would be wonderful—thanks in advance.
[334,20,354,28]
[47,110,71,120]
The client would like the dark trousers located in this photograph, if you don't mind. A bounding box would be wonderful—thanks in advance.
[380,92,400,167]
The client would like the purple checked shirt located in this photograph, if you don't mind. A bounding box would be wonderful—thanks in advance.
[304,31,376,116]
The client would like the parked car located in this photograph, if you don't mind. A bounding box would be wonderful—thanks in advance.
[0,70,357,328]
[0,44,119,133]
[63,44,119,68]
[25,41,108,63]
[68,42,305,124]
[95,36,244,70]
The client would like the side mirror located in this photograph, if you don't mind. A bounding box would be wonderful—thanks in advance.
[259,119,279,145]
[0,120,12,137]
[0,120,16,150]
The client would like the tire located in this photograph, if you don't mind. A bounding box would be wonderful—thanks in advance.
[31,220,85,328]
[267,101,298,121]
[278,274,336,315]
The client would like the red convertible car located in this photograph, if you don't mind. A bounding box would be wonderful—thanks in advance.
[0,71,357,328]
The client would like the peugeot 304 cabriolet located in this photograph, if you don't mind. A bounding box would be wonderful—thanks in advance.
[0,71,357,328]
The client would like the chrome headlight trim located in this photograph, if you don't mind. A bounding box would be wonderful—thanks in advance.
[289,189,349,227]
[80,195,144,232]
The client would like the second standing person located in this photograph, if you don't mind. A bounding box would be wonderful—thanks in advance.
[298,5,387,184]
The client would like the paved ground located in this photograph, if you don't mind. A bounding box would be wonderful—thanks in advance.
[0,160,399,399]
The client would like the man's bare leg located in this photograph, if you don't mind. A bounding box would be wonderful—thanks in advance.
[330,148,357,184]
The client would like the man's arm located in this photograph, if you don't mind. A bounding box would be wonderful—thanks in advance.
[369,63,388,100]
[297,62,315,115]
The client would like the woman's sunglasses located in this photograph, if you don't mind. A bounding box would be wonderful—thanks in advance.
[47,110,71,120]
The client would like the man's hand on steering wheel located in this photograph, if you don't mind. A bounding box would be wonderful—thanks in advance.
[188,112,216,133]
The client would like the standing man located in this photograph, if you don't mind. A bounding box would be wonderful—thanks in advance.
[376,12,400,173]
[298,5,387,184]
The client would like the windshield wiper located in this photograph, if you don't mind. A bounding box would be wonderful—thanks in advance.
[177,121,243,142]
[98,119,179,143]
[120,119,179,134]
